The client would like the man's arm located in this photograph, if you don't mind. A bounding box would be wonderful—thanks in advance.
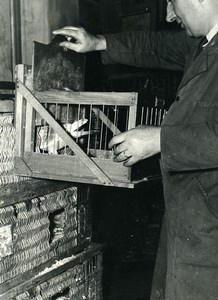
[53,26,195,71]
[102,30,193,71]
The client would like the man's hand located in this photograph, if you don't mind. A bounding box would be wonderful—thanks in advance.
[52,26,106,53]
[108,125,161,167]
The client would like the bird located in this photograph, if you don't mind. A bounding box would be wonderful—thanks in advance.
[38,118,90,154]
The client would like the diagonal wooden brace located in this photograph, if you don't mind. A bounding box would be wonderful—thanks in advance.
[92,108,121,135]
[16,80,115,187]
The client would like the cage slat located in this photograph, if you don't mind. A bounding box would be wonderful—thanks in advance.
[15,65,25,157]
[33,91,137,106]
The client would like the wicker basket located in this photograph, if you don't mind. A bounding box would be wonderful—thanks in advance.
[0,185,92,291]
[3,244,103,300]
[0,113,28,186]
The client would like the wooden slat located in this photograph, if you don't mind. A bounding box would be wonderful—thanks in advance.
[26,172,134,188]
[24,66,34,151]
[14,153,133,188]
[0,178,74,208]
[128,93,138,129]
[17,81,115,186]
[24,102,34,151]
[33,90,138,106]
[92,108,121,135]
[14,65,25,157]
[0,1,13,82]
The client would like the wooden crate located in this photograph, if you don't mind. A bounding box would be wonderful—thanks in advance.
[14,64,139,188]
[0,184,92,293]
[0,244,103,300]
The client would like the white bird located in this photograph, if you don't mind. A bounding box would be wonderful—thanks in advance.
[38,118,89,154]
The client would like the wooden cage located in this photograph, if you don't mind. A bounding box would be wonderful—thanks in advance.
[15,62,167,188]
[15,64,141,188]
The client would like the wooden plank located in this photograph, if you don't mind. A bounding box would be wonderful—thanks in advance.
[25,172,135,188]
[17,81,115,186]
[14,153,134,188]
[0,1,13,82]
[14,65,25,157]
[0,177,74,208]
[24,101,34,151]
[128,93,138,129]
[24,66,34,152]
[13,156,33,177]
[33,90,138,106]
[92,108,121,135]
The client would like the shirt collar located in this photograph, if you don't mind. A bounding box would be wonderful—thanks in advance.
[205,23,218,45]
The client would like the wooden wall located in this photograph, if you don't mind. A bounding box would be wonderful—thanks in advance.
[20,0,79,65]
[0,0,79,81]
[0,1,13,81]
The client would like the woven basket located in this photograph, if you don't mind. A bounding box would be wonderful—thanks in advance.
[0,113,27,186]
[0,186,91,287]
[15,245,103,300]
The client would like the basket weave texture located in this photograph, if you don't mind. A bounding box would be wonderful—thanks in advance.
[0,113,27,186]
[15,247,103,300]
[0,186,91,285]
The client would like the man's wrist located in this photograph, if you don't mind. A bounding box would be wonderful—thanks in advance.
[95,35,107,51]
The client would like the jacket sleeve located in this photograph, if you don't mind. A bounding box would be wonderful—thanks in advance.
[101,30,195,71]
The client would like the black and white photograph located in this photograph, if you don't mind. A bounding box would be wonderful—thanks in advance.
[0,0,218,299]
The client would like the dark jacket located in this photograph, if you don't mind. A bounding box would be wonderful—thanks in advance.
[102,30,218,300]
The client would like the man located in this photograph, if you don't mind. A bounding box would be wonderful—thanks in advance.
[53,0,218,299]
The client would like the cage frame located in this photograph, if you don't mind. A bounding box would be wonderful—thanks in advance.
[14,64,139,188]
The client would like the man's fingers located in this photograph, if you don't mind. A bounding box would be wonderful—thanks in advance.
[108,133,126,149]
[113,150,131,162]
[113,143,128,155]
[123,156,138,167]
[61,26,81,30]
[53,26,80,33]
[59,42,81,52]
[52,28,80,39]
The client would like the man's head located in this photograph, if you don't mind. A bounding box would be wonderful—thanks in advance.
[166,0,218,37]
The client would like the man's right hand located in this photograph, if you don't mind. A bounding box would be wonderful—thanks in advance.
[108,125,161,167]
[52,26,107,53]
